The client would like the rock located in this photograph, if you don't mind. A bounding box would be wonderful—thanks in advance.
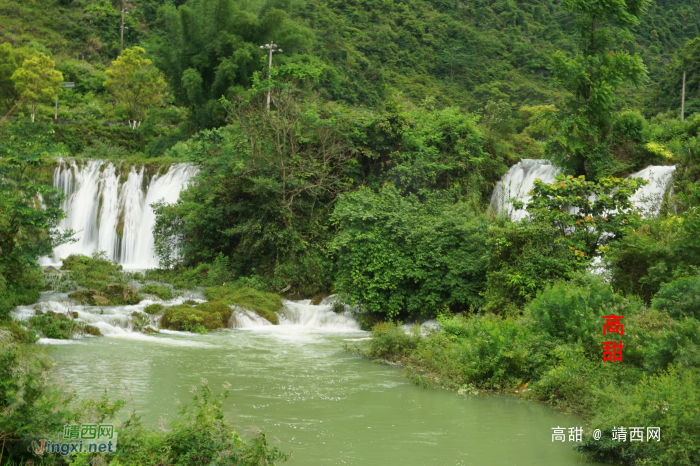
[68,290,93,304]
[84,325,103,336]
[105,284,124,297]
[34,308,44,316]
[90,289,103,296]
[123,285,138,301]
[142,326,159,334]
[44,266,61,274]
[93,295,110,305]
[71,311,79,319]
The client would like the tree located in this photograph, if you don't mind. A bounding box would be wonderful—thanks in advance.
[522,173,647,258]
[0,120,73,315]
[546,0,650,179]
[651,38,700,116]
[104,46,167,124]
[10,52,63,122]
[0,43,18,112]
[153,0,312,130]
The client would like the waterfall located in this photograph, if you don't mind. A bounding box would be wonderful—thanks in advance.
[230,298,361,331]
[627,165,676,217]
[490,159,676,220]
[489,159,560,221]
[42,160,198,268]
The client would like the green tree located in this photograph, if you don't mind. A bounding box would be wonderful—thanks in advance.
[10,52,63,122]
[153,0,312,129]
[546,0,650,179]
[0,120,73,316]
[104,46,167,124]
[523,173,647,258]
[0,43,18,112]
[330,185,490,320]
[651,38,700,117]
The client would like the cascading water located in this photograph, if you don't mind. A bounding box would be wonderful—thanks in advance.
[490,159,676,220]
[489,159,560,221]
[230,298,361,331]
[41,160,199,268]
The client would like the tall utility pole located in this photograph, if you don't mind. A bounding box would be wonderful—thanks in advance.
[120,0,129,55]
[682,70,687,121]
[259,41,282,109]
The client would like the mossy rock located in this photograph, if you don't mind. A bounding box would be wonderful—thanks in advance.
[144,303,164,315]
[310,293,330,305]
[68,290,95,305]
[84,325,103,336]
[195,301,233,323]
[142,326,159,334]
[204,286,281,324]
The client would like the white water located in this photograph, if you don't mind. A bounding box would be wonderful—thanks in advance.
[490,159,676,220]
[13,293,362,342]
[41,160,198,268]
[489,159,560,221]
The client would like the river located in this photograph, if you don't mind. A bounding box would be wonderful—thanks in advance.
[18,294,598,466]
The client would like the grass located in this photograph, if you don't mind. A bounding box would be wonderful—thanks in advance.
[204,286,282,324]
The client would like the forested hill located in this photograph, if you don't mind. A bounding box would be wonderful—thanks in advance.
[1,0,699,116]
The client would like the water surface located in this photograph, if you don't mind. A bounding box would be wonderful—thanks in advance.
[45,313,594,465]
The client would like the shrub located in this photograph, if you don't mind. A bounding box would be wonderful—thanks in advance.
[643,318,700,374]
[160,301,234,333]
[140,284,174,301]
[364,322,420,361]
[527,275,642,356]
[415,315,554,390]
[144,303,164,315]
[27,313,79,339]
[578,366,700,466]
[330,186,490,319]
[652,275,700,319]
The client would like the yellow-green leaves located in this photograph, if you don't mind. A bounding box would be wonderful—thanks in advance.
[104,46,166,122]
[10,52,63,122]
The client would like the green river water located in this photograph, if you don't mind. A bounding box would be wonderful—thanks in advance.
[39,306,597,466]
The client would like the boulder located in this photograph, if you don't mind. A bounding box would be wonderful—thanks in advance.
[84,325,103,336]
[44,266,61,274]
[123,285,138,301]
[93,295,110,305]
[105,284,124,297]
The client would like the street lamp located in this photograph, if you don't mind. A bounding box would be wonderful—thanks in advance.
[259,41,282,109]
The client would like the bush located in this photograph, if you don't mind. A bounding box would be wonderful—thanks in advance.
[28,312,79,339]
[160,301,234,333]
[204,286,282,324]
[363,322,420,361]
[578,366,700,466]
[652,275,700,319]
[330,186,490,319]
[527,275,643,356]
[643,318,700,374]
[140,284,174,301]
[414,315,553,390]
[144,303,164,315]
